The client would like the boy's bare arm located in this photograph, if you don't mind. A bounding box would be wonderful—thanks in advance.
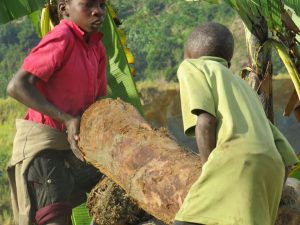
[195,111,217,165]
[7,68,84,161]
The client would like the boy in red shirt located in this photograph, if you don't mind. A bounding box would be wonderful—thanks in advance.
[7,0,107,224]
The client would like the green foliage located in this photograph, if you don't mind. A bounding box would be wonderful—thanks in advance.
[102,5,143,113]
[224,0,283,32]
[0,0,46,25]
[0,17,39,98]
[284,0,300,16]
[110,0,237,80]
[0,98,25,224]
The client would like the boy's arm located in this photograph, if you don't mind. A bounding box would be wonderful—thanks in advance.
[269,121,299,183]
[195,110,217,165]
[269,121,299,166]
[7,68,84,161]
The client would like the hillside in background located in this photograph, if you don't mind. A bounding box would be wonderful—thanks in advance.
[110,0,247,80]
[0,18,39,98]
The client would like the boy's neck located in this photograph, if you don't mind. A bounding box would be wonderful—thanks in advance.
[83,32,90,43]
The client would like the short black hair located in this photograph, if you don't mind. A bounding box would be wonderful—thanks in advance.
[185,22,234,62]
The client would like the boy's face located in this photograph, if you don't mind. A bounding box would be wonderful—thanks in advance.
[64,0,106,33]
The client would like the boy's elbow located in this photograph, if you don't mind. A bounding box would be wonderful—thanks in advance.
[6,76,23,98]
[6,79,16,97]
[7,69,30,98]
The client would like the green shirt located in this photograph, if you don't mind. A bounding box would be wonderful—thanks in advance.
[178,56,298,166]
[175,56,299,225]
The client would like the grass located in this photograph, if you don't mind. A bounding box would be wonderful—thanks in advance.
[0,98,25,225]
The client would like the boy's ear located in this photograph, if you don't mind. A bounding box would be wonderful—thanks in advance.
[184,48,191,59]
[58,2,69,18]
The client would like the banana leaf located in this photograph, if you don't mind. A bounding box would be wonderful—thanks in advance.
[289,155,300,180]
[202,0,300,38]
[284,0,300,16]
[262,39,300,99]
[223,0,283,33]
[0,0,46,25]
[285,5,300,41]
[71,203,92,225]
[101,4,143,114]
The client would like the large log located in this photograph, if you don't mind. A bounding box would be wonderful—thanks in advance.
[78,98,202,224]
[79,98,300,225]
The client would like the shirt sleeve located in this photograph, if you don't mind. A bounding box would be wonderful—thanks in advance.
[22,30,71,82]
[177,60,216,136]
[269,121,299,167]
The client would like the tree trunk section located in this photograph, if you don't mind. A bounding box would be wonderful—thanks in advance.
[78,98,202,224]
[244,19,274,122]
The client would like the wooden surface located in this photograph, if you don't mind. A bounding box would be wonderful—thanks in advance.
[79,98,202,224]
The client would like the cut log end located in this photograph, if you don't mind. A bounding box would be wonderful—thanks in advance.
[87,177,151,225]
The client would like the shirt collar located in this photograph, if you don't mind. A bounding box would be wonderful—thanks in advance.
[198,56,229,68]
[60,19,103,43]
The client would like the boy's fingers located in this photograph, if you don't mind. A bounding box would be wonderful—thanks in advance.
[71,145,84,161]
[68,136,84,161]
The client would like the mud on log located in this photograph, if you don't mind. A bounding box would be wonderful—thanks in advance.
[79,98,201,224]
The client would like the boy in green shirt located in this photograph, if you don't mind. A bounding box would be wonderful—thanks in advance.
[173,22,299,225]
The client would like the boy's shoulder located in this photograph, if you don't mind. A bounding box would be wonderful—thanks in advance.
[180,57,225,70]
[178,57,213,74]
[177,57,233,82]
[43,21,74,42]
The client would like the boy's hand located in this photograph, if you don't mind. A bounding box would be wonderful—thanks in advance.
[65,116,84,161]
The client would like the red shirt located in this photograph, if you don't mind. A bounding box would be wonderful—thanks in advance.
[22,19,107,131]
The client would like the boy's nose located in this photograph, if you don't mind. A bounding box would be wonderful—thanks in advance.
[91,6,105,17]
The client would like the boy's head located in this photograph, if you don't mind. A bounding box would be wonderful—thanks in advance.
[184,22,234,63]
[58,0,106,33]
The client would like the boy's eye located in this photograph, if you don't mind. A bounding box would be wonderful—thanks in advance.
[82,0,106,10]
[100,3,106,10]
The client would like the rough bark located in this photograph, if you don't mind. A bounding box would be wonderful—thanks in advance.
[79,98,300,225]
[79,98,201,224]
[243,19,274,122]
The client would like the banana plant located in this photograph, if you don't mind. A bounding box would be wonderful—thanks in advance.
[195,0,300,122]
[239,0,300,122]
